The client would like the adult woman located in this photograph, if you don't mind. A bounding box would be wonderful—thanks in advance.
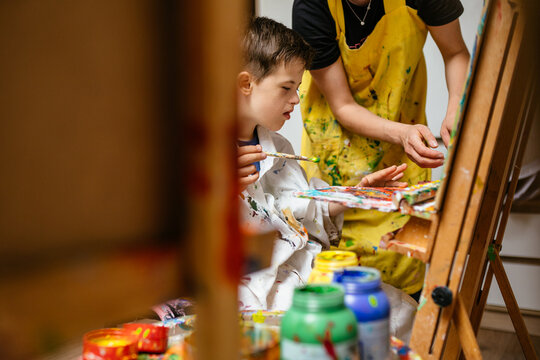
[293,0,469,297]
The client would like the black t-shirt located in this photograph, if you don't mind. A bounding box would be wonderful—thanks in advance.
[293,0,464,70]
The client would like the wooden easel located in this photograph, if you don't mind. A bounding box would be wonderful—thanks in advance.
[383,0,539,358]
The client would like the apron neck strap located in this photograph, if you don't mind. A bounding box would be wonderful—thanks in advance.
[328,0,344,40]
[383,0,406,13]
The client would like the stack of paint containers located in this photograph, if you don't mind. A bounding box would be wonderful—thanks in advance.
[284,250,392,359]
[334,267,391,360]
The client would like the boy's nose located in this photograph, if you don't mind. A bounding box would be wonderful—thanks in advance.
[291,91,300,105]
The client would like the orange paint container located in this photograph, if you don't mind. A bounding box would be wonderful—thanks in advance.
[83,328,138,360]
[123,323,169,353]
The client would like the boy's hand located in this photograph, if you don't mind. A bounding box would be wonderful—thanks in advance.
[357,163,408,188]
[237,144,267,192]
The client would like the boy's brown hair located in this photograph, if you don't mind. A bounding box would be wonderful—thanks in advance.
[242,17,314,82]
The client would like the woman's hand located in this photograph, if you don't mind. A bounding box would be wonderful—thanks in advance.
[399,124,445,168]
[440,113,455,147]
[237,145,266,192]
[357,163,409,187]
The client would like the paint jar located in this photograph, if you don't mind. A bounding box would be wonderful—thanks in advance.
[308,250,358,284]
[123,323,168,353]
[82,328,138,360]
[240,322,280,360]
[280,284,358,359]
[334,267,391,360]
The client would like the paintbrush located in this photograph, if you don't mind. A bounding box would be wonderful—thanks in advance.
[264,151,320,163]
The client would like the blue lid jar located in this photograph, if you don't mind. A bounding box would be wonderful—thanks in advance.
[334,267,390,360]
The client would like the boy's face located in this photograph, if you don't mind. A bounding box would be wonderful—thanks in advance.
[247,58,304,132]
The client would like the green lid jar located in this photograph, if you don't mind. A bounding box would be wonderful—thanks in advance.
[280,284,358,359]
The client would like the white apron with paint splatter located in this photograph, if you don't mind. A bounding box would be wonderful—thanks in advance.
[238,126,343,311]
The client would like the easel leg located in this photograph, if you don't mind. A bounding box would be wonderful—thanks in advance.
[491,254,539,359]
[453,294,483,360]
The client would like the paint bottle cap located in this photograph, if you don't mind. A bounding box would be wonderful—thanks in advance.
[313,250,358,272]
[83,328,138,360]
[292,284,345,311]
[333,266,382,293]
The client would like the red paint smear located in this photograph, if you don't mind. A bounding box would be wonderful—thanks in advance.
[224,122,243,285]
[317,323,338,360]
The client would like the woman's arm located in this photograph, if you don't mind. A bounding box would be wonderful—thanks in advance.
[428,19,470,147]
[310,58,444,168]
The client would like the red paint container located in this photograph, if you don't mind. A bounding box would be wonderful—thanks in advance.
[83,328,138,360]
[123,323,169,353]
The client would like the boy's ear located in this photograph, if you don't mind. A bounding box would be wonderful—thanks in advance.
[237,71,253,95]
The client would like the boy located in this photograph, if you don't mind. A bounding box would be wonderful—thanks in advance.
[236,17,411,312]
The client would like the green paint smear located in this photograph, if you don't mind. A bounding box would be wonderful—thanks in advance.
[346,240,354,247]
[417,297,427,311]
[487,244,496,261]
[249,198,258,211]
[368,157,382,170]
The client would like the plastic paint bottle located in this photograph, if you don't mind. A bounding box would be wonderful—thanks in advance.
[308,250,358,284]
[334,267,390,360]
[280,284,358,360]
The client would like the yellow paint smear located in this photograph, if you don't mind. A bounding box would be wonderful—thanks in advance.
[93,338,131,347]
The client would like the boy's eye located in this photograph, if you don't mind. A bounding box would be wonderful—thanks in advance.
[282,87,291,91]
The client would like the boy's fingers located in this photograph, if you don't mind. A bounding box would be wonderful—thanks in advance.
[386,181,408,188]
[365,169,391,186]
[238,172,259,186]
[238,152,266,167]
[237,144,262,156]
[375,165,396,177]
[396,163,407,172]
[389,164,407,179]
[238,165,257,177]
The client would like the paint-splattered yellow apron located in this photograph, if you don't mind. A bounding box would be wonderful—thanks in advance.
[299,0,429,294]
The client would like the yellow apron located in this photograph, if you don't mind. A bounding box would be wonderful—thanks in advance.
[299,0,429,294]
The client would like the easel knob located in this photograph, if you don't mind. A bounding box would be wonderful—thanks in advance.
[432,286,453,307]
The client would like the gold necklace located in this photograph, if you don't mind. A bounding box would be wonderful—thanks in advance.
[345,0,372,26]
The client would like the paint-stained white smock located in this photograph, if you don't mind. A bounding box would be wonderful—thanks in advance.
[238,126,343,311]
[238,126,418,342]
